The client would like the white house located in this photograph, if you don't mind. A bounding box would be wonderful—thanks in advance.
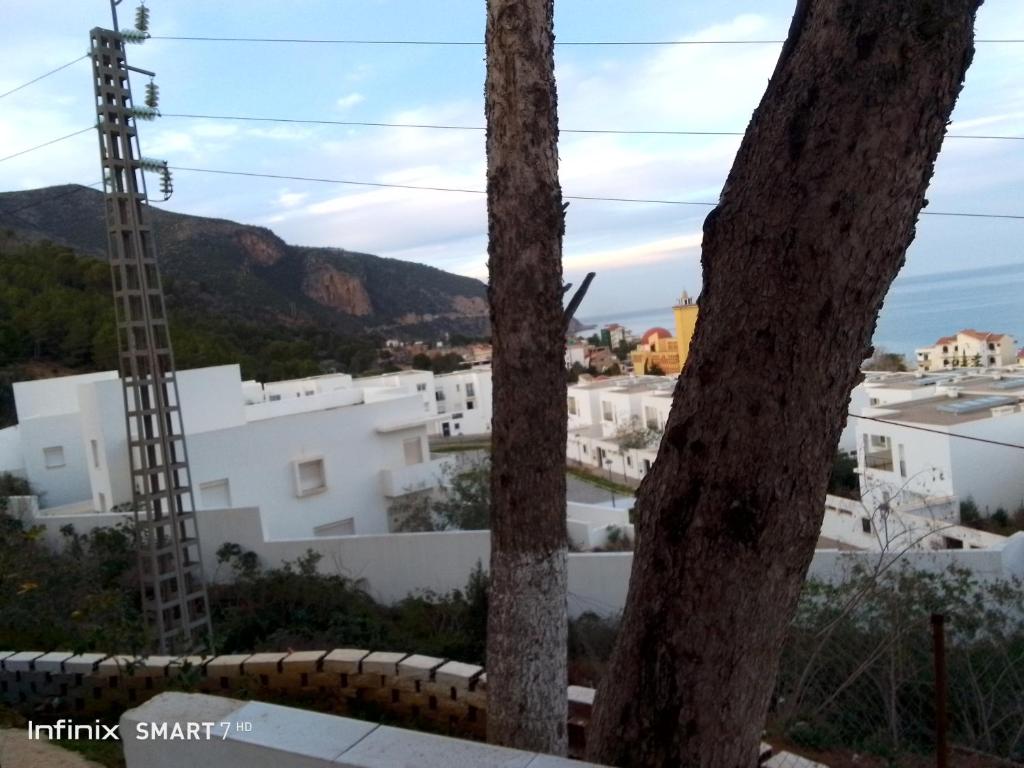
[0,365,451,538]
[856,373,1024,517]
[431,368,493,437]
[566,375,673,481]
[915,329,1017,371]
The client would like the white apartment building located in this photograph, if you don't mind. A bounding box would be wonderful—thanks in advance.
[915,329,1017,371]
[431,368,493,437]
[0,365,450,539]
[566,375,673,481]
[856,373,1024,517]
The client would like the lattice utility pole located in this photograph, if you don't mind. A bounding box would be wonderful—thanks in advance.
[90,1,213,654]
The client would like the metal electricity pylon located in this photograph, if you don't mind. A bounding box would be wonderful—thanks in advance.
[90,1,212,654]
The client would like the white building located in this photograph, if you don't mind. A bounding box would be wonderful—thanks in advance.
[566,375,673,481]
[431,368,493,437]
[855,373,1024,517]
[0,365,451,538]
[915,329,1017,371]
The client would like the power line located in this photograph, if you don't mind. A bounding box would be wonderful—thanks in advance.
[0,54,89,100]
[150,35,1024,46]
[849,413,1024,451]
[0,126,94,163]
[161,112,1024,142]
[167,165,1024,220]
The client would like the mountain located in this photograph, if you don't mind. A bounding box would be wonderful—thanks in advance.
[0,184,490,340]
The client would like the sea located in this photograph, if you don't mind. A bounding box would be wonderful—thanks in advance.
[578,262,1024,360]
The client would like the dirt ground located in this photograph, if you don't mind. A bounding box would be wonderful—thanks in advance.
[0,729,105,768]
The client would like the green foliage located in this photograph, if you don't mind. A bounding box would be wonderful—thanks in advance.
[0,512,145,652]
[863,347,909,372]
[614,339,631,361]
[391,457,490,531]
[604,362,622,376]
[614,415,658,450]
[646,362,665,376]
[430,352,465,374]
[411,353,432,371]
[0,241,383,426]
[828,452,860,500]
[210,548,489,664]
[959,496,979,524]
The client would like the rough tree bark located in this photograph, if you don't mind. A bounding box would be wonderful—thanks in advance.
[586,1,982,766]
[484,0,568,755]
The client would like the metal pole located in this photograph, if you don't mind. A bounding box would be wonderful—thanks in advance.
[932,613,948,768]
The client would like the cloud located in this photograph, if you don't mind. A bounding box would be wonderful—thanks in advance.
[336,92,366,110]
[275,189,309,209]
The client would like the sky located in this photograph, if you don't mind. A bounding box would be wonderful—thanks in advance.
[1,1,1022,321]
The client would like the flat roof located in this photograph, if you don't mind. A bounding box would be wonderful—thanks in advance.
[868,393,1024,426]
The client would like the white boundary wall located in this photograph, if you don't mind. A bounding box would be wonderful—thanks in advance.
[19,501,1024,620]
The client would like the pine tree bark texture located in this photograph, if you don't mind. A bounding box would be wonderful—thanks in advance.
[586,1,982,766]
[484,0,568,755]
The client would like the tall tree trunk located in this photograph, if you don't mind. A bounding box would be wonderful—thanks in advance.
[587,1,981,765]
[484,0,568,755]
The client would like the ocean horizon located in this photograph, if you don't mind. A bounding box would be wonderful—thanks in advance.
[578,261,1024,361]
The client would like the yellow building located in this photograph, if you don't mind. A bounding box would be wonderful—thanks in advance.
[673,290,698,369]
[631,327,681,375]
[630,291,699,375]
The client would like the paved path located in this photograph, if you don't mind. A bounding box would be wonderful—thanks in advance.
[0,729,105,768]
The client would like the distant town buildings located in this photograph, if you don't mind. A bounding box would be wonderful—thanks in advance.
[915,329,1017,371]
[629,291,698,376]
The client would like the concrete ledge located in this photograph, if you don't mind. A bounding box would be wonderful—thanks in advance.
[121,692,609,768]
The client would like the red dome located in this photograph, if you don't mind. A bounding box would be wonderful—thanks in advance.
[640,327,673,344]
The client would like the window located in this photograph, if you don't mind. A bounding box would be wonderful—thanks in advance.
[467,401,475,410]
[43,446,65,469]
[568,397,578,416]
[416,383,427,392]
[626,456,633,467]
[466,383,475,397]
[98,492,107,512]
[91,439,101,469]
[304,390,315,396]
[293,457,327,497]
[435,391,445,401]
[898,444,906,478]
[988,342,996,351]
[644,406,659,431]
[602,401,614,422]
[943,536,964,550]
[403,437,424,466]
[989,356,996,365]
[861,518,872,534]
[869,398,880,406]
[641,459,651,474]
[269,394,281,402]
[199,479,232,509]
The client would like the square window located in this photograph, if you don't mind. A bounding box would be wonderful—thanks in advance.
[293,457,327,497]
[416,383,427,392]
[403,437,424,466]
[44,446,65,469]
[861,518,872,534]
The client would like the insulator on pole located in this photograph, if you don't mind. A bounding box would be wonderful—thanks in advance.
[126,106,158,121]
[145,80,159,109]
[135,3,150,33]
[139,157,166,173]
[159,166,173,200]
[121,28,148,44]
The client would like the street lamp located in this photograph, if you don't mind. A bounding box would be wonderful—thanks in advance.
[604,458,616,507]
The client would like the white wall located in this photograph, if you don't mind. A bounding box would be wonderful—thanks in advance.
[175,366,247,435]
[950,412,1024,513]
[16,412,93,508]
[0,426,24,476]
[12,371,117,420]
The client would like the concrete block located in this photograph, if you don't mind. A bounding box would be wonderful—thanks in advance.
[243,652,288,675]
[434,661,483,689]
[205,654,251,675]
[763,753,829,768]
[397,654,445,681]
[228,700,377,759]
[3,651,44,672]
[526,756,609,768]
[64,652,108,674]
[0,651,16,664]
[323,649,369,674]
[336,723,534,768]
[134,656,176,677]
[33,651,75,673]
[361,651,407,676]
[282,650,326,671]
[97,655,138,675]
[568,685,595,719]
[120,692,244,768]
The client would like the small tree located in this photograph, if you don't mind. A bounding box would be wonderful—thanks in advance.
[391,456,491,532]
[614,415,659,451]
[411,353,432,371]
